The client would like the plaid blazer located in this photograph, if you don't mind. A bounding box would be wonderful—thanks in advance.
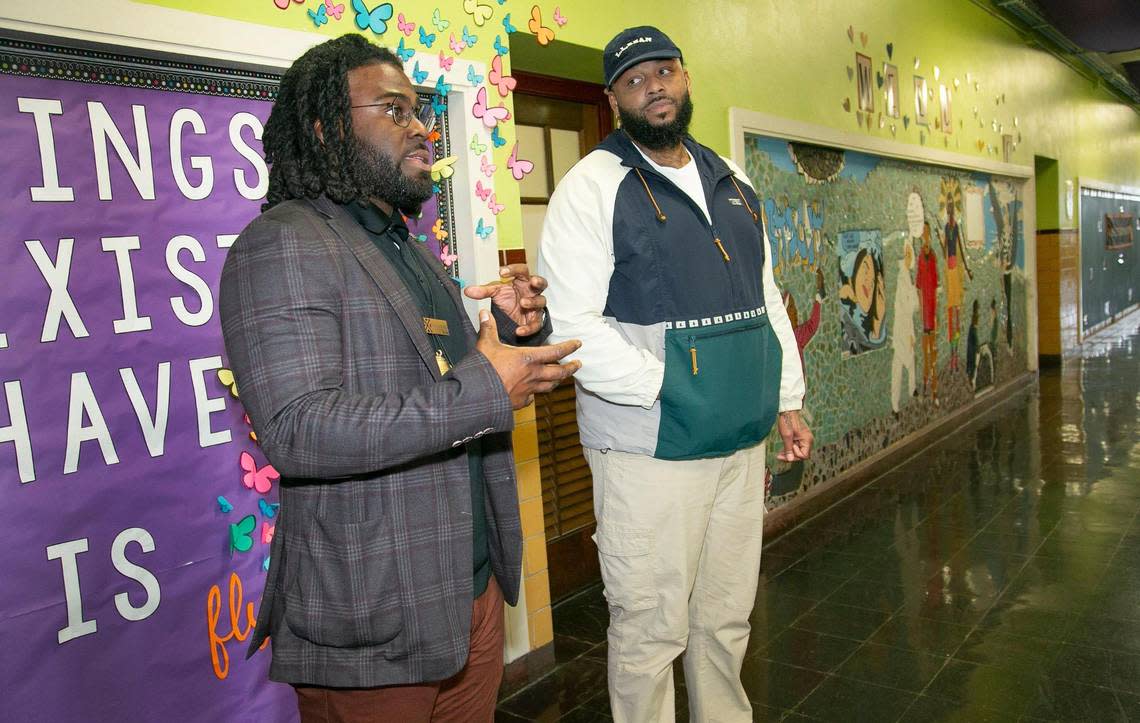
[219,196,531,688]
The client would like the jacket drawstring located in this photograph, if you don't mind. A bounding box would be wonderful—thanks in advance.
[633,168,667,223]
[729,176,760,224]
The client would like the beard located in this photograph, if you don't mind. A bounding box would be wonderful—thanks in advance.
[618,92,694,151]
[351,137,433,215]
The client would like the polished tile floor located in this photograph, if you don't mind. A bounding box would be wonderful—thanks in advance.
[496,312,1140,722]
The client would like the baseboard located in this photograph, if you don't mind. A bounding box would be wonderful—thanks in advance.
[499,641,555,699]
[763,371,1038,543]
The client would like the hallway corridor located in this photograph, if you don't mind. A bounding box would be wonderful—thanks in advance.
[496,311,1140,722]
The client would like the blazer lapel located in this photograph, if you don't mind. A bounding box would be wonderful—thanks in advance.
[311,197,444,379]
[409,239,479,348]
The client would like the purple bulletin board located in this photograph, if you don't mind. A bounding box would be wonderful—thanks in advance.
[0,34,455,721]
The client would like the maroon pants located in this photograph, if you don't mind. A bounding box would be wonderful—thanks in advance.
[294,577,505,723]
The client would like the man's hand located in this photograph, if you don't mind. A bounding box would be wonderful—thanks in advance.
[464,264,548,337]
[476,309,581,409]
[776,410,813,462]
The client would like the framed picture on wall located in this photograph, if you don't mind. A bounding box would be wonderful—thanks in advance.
[883,63,900,118]
[939,83,953,133]
[856,53,873,112]
[914,75,929,126]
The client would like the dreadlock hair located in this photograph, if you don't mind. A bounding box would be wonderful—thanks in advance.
[262,34,403,211]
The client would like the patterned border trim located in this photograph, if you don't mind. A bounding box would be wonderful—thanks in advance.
[664,306,767,330]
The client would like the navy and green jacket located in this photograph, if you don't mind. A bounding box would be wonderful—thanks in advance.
[537,131,804,460]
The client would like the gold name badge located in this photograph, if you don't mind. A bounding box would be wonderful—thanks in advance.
[423,317,450,336]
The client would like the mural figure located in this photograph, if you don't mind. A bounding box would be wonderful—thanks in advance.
[763,195,823,272]
[915,222,941,405]
[838,230,888,354]
[966,298,979,381]
[891,241,919,413]
[786,267,826,370]
[941,202,973,371]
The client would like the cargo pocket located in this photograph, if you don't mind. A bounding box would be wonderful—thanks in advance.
[593,524,658,612]
[284,515,404,649]
[656,316,782,460]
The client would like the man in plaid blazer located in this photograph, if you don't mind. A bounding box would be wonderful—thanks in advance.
[219,35,580,722]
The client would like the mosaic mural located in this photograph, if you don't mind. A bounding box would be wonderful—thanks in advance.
[745,134,1029,508]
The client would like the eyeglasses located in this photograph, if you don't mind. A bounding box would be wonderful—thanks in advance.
[350,97,437,133]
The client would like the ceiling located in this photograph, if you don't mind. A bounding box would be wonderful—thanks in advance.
[988,0,1140,110]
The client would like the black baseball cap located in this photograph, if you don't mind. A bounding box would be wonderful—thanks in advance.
[603,26,683,88]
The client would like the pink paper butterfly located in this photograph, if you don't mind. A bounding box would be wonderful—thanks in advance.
[440,243,458,267]
[488,54,517,98]
[438,51,455,71]
[475,179,492,201]
[397,12,415,35]
[553,6,567,26]
[273,0,304,8]
[487,193,506,215]
[507,142,534,181]
[261,522,276,545]
[472,86,511,129]
[324,0,345,19]
[240,451,280,494]
[480,154,497,177]
[449,32,466,54]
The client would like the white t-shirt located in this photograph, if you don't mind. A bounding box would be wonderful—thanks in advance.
[636,146,711,224]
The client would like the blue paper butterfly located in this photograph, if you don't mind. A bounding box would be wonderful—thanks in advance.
[435,74,452,97]
[262,555,271,572]
[467,64,484,85]
[353,0,393,35]
[490,126,506,148]
[308,4,329,26]
[502,12,517,34]
[396,37,415,62]
[217,495,233,513]
[411,60,428,84]
[431,94,447,115]
[494,35,509,56]
[475,218,494,239]
[419,26,436,48]
[259,498,280,519]
[461,25,478,47]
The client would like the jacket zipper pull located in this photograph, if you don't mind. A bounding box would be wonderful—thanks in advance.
[713,237,731,262]
[689,336,699,375]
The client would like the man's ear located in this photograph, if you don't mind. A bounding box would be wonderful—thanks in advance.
[313,118,324,145]
[605,90,619,125]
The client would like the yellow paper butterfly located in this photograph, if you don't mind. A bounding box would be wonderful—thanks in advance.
[431,155,458,182]
[462,0,494,27]
[217,368,239,398]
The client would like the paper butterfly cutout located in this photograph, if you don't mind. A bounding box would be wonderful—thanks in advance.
[466,64,485,86]
[472,86,511,128]
[489,53,516,97]
[475,179,492,201]
[470,133,487,154]
[397,12,415,35]
[449,32,466,55]
[507,142,534,181]
[412,232,428,243]
[419,26,436,48]
[450,275,467,288]
[494,35,509,56]
[259,499,280,518]
[396,38,415,62]
[261,522,276,545]
[462,25,478,47]
[274,0,304,9]
[240,451,280,494]
[243,413,257,442]
[480,154,497,177]
[308,4,328,25]
[440,244,458,267]
[217,368,239,398]
[217,495,234,513]
[432,8,450,31]
[553,6,567,26]
[353,0,393,35]
[411,60,428,84]
[475,218,494,239]
[431,155,457,182]
[490,126,507,148]
[262,555,271,571]
[438,51,455,71]
[324,0,345,20]
[435,74,452,97]
[427,128,442,144]
[463,0,494,27]
[502,12,517,33]
[528,5,555,45]
[430,94,447,115]
[432,217,449,241]
[229,514,256,554]
[487,193,505,215]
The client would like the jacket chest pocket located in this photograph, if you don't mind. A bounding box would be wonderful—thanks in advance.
[655,317,781,460]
